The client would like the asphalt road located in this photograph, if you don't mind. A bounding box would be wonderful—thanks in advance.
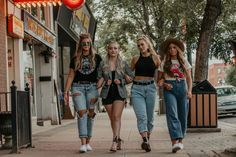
[218,114,236,124]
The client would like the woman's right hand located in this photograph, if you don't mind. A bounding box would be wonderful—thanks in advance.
[163,83,173,90]
[64,92,69,105]
[157,79,165,87]
[107,79,112,85]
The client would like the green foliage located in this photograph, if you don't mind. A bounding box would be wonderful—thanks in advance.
[210,0,236,63]
[92,0,236,63]
[225,66,236,87]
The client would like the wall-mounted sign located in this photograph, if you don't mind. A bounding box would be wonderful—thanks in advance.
[74,9,90,31]
[23,11,56,50]
[70,7,90,35]
[8,14,24,39]
[8,49,14,68]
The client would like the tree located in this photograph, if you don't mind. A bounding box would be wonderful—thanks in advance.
[93,0,235,78]
[210,0,236,63]
[225,66,236,87]
[194,0,222,82]
[94,0,206,60]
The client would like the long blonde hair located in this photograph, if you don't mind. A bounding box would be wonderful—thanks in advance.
[163,43,187,76]
[74,33,96,70]
[102,41,125,75]
[137,35,158,57]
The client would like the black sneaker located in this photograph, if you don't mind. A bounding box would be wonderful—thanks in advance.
[141,141,151,152]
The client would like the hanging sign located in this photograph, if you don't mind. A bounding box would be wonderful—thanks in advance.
[8,14,24,39]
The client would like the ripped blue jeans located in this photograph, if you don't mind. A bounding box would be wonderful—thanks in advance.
[71,83,99,138]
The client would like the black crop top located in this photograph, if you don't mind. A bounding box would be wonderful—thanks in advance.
[70,54,102,83]
[135,55,156,77]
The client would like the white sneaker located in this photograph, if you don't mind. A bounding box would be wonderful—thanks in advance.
[86,144,92,151]
[178,143,184,150]
[79,145,87,153]
[172,143,181,153]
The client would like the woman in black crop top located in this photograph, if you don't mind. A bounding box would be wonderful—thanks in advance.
[64,33,102,153]
[130,35,161,152]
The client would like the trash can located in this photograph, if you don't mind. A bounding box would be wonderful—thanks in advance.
[188,80,218,128]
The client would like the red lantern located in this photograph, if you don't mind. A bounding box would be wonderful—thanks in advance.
[63,0,85,10]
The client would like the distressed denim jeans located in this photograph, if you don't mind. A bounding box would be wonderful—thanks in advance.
[131,80,157,133]
[71,83,98,138]
[164,80,189,140]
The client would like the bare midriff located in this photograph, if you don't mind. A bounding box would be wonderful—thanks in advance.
[134,76,154,81]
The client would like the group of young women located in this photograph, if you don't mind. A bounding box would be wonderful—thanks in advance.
[64,33,192,154]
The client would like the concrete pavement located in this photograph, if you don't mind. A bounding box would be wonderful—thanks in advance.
[1,107,236,157]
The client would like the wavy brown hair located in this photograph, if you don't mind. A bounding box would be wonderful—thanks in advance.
[163,43,187,77]
[74,33,96,71]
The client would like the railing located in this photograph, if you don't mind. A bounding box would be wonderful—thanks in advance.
[0,81,32,153]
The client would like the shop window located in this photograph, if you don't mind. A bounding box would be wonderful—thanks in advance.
[25,6,47,26]
[31,7,37,18]
[217,68,222,74]
[217,78,223,85]
[40,6,46,25]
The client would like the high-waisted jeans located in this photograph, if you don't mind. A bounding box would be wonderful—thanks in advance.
[163,80,189,140]
[71,83,99,138]
[131,80,157,133]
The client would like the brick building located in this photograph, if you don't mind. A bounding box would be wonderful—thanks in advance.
[208,63,230,86]
[0,1,7,93]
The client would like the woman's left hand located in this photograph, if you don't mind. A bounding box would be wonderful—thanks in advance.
[114,79,121,85]
[187,91,192,99]
[124,75,132,83]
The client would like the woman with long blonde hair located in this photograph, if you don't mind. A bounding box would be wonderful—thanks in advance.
[130,35,161,152]
[64,33,102,153]
[97,41,133,152]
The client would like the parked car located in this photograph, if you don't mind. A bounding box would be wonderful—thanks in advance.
[216,85,236,115]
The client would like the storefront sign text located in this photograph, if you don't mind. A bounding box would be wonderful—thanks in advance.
[8,14,24,39]
[24,11,56,50]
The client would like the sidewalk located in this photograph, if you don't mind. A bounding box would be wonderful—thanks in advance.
[1,107,236,157]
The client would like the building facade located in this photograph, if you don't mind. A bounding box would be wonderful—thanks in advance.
[1,0,60,125]
[1,0,97,124]
[0,0,7,94]
[208,63,230,86]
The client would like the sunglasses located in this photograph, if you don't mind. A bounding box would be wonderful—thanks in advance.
[80,42,92,46]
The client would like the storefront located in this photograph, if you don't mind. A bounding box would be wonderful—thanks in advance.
[22,10,60,125]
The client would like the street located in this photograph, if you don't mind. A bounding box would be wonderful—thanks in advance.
[1,108,236,157]
[219,115,236,124]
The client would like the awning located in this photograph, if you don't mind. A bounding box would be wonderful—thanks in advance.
[13,0,62,8]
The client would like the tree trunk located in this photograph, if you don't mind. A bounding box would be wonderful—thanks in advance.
[194,0,222,82]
